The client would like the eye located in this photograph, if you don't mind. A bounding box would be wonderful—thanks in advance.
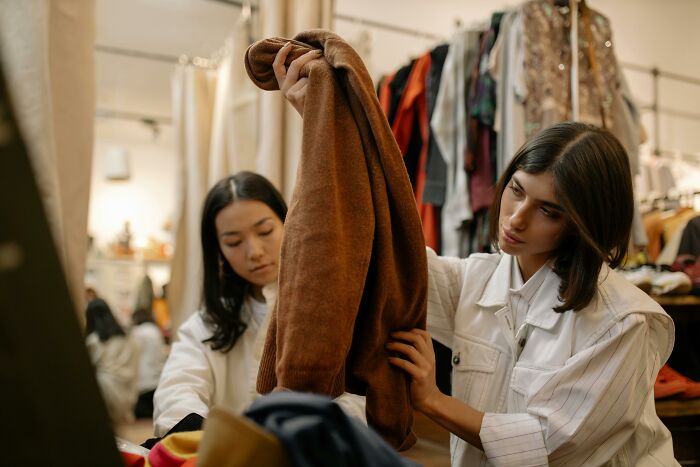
[226,240,242,248]
[259,228,274,236]
[509,183,523,197]
[540,207,561,219]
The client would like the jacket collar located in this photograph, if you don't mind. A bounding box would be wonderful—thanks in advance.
[476,254,563,330]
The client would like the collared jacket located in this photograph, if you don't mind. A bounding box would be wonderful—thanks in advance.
[427,249,679,467]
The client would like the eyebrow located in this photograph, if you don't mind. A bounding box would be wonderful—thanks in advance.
[220,217,273,237]
[511,175,564,211]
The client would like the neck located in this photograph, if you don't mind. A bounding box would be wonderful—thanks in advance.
[249,285,264,302]
[516,255,548,282]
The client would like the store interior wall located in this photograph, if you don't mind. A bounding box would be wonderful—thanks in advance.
[88,0,700,295]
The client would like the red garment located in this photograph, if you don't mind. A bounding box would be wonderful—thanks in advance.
[390,52,439,251]
[469,125,495,212]
[121,452,145,467]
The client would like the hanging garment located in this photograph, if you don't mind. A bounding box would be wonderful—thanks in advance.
[391,52,439,250]
[489,8,527,177]
[245,30,428,450]
[423,44,450,207]
[431,28,481,257]
[520,0,640,152]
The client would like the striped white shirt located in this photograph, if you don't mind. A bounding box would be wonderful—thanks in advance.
[426,248,679,467]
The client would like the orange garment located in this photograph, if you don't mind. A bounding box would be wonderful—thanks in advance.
[390,52,439,251]
[643,210,664,262]
[663,207,697,244]
[245,30,428,450]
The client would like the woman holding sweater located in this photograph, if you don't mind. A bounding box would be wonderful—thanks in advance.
[274,43,679,466]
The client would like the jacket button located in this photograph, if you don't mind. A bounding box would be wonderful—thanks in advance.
[452,353,460,365]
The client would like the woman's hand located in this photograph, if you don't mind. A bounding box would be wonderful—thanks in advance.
[273,42,322,117]
[387,328,443,413]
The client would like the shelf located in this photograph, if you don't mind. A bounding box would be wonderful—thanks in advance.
[652,295,700,306]
[656,398,700,418]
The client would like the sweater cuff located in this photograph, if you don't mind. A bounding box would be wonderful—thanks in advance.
[479,412,548,467]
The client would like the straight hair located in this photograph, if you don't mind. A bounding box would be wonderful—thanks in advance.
[200,171,287,352]
[85,298,126,342]
[489,122,634,312]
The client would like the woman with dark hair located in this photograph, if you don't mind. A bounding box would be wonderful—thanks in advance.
[153,171,365,438]
[153,171,287,436]
[272,47,678,464]
[386,122,679,466]
[85,298,139,423]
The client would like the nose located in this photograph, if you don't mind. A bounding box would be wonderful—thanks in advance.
[246,238,264,260]
[509,203,528,231]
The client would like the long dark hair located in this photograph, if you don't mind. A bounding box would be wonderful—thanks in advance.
[85,298,126,342]
[489,122,633,312]
[200,171,287,352]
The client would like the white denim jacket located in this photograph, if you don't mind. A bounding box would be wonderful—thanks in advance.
[427,248,679,467]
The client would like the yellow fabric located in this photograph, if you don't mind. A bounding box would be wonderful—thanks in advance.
[145,431,201,467]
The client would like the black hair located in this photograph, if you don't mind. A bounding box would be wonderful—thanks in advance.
[200,171,287,352]
[85,298,126,342]
[489,122,634,312]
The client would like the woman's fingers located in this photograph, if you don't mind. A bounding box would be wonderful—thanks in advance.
[388,356,420,378]
[386,341,426,365]
[391,329,431,354]
[272,42,292,87]
[283,49,322,90]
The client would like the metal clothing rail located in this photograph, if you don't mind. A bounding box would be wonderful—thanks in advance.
[95,108,172,126]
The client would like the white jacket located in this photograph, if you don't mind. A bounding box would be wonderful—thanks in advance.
[153,285,367,437]
[86,333,139,423]
[153,298,264,436]
[427,249,679,467]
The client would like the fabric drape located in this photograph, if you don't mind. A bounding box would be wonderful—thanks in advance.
[168,66,216,333]
[0,0,96,319]
[255,0,332,199]
[169,3,331,332]
[245,30,428,450]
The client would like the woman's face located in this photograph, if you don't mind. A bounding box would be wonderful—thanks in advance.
[498,170,569,278]
[216,199,284,288]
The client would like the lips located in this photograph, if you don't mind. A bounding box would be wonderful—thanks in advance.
[250,263,273,273]
[502,228,524,245]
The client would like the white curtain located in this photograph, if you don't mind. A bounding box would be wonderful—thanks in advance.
[256,0,333,199]
[168,65,216,333]
[168,2,332,332]
[0,0,96,320]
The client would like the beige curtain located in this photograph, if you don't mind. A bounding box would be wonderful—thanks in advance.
[0,0,96,320]
[168,2,332,332]
[168,65,216,333]
[256,0,333,200]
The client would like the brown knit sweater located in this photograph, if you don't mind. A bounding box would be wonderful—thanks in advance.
[245,30,427,450]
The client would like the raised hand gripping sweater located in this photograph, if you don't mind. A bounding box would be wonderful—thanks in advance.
[245,29,427,450]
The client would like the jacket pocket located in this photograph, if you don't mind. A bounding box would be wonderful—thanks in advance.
[451,334,501,409]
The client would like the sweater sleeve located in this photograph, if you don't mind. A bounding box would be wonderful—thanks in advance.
[480,313,668,466]
[153,314,214,437]
[426,247,465,348]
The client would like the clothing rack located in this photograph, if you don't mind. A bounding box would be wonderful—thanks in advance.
[332,10,700,157]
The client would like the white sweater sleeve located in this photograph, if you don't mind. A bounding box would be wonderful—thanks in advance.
[152,313,214,436]
[426,247,465,348]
